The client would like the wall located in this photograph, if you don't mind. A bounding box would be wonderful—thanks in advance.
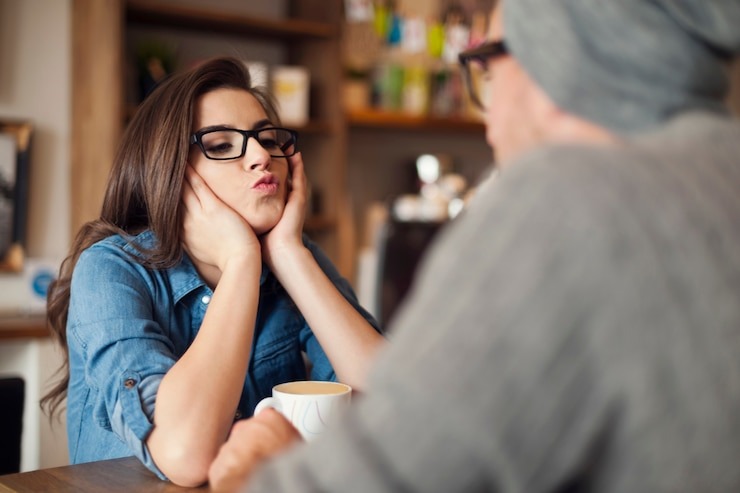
[0,0,70,308]
[0,0,71,470]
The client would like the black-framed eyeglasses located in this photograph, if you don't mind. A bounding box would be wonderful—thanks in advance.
[190,126,298,161]
[458,40,509,110]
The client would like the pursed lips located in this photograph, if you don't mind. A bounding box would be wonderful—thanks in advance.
[252,173,279,192]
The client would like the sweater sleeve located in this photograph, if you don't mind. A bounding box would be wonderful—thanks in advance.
[245,153,621,492]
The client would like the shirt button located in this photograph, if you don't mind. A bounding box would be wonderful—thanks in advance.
[201,295,211,305]
[124,378,136,389]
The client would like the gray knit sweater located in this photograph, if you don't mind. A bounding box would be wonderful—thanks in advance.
[246,111,740,492]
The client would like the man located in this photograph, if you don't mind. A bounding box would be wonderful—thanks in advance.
[209,0,740,491]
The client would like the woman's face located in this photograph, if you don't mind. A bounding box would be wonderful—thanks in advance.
[189,88,290,235]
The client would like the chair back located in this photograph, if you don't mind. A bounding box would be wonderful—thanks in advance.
[376,219,444,329]
[0,376,25,474]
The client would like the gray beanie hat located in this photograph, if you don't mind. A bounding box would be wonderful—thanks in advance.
[503,0,740,134]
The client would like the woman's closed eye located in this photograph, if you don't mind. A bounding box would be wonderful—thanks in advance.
[258,137,280,150]
[206,141,236,156]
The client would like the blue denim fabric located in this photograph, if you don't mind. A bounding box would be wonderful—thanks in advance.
[65,230,379,479]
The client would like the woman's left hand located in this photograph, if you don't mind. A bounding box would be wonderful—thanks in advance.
[260,152,308,269]
[182,165,262,273]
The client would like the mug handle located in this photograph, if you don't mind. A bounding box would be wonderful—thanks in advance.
[254,396,279,416]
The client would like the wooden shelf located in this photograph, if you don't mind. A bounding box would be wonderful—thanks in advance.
[0,315,49,340]
[346,109,485,132]
[126,0,337,39]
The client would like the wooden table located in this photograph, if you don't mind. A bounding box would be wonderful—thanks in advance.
[0,457,211,492]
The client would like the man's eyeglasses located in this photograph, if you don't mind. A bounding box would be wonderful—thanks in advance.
[190,127,298,161]
[458,40,509,111]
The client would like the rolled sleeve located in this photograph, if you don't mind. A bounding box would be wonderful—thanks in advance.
[68,243,178,478]
[112,371,167,479]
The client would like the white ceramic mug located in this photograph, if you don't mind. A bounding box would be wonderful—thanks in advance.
[254,381,352,441]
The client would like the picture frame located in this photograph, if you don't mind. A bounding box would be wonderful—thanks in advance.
[0,119,33,272]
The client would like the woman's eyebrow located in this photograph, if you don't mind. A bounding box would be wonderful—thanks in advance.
[252,119,274,130]
[194,119,274,134]
[194,124,235,134]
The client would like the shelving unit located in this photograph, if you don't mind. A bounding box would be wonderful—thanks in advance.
[344,107,490,269]
[345,109,490,269]
[339,9,492,266]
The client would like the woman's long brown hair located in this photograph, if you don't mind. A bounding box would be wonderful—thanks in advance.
[41,57,280,418]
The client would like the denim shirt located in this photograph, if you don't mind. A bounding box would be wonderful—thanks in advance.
[65,230,379,478]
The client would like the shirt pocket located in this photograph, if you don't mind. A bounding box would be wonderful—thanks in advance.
[255,331,303,368]
[251,330,305,395]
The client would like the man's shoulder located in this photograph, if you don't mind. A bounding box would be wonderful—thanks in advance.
[454,115,740,271]
[501,114,740,211]
[512,111,740,171]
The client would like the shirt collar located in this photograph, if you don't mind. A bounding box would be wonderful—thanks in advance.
[133,230,271,304]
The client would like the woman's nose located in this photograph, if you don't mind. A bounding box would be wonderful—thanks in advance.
[246,137,271,170]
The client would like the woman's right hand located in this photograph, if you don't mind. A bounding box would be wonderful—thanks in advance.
[182,165,261,272]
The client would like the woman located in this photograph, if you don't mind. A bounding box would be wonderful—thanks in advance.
[41,57,383,487]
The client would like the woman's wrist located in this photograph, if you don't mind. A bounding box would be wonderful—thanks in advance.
[267,243,312,279]
[221,251,262,276]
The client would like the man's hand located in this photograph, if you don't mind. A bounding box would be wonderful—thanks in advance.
[208,409,303,492]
